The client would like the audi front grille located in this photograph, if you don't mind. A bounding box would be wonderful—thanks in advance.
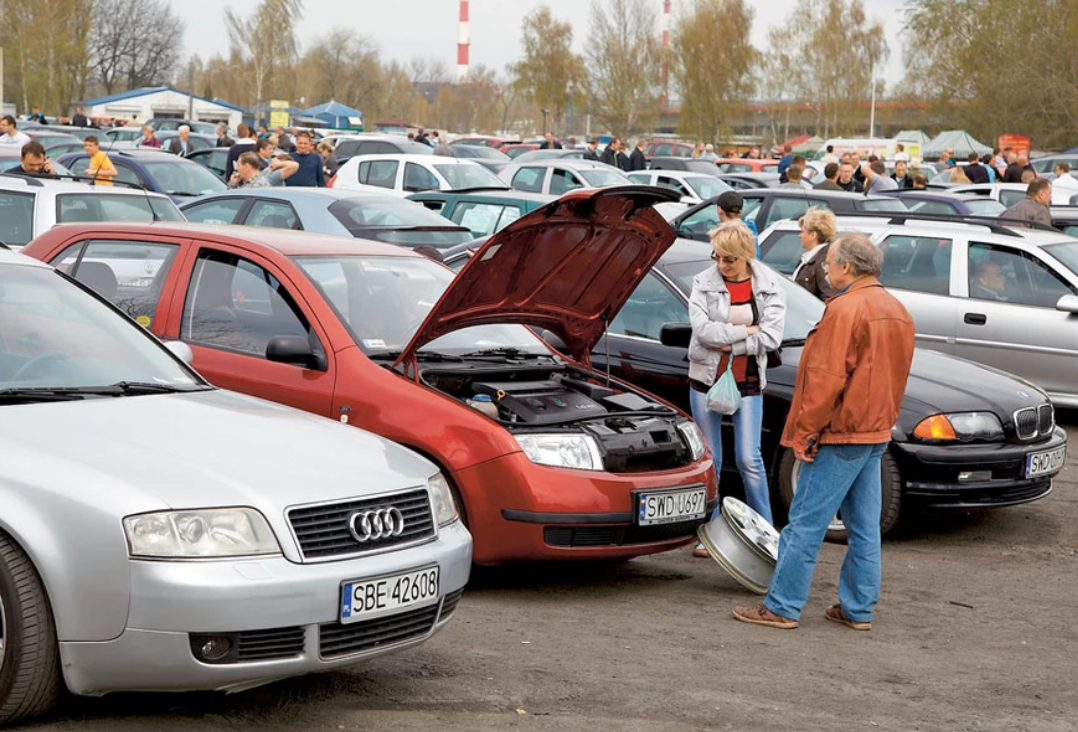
[288,488,435,560]
[1014,404,1055,442]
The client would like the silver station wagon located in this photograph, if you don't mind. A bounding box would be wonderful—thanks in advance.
[759,214,1078,406]
[0,249,471,725]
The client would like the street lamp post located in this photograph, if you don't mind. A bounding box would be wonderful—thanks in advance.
[540,108,549,135]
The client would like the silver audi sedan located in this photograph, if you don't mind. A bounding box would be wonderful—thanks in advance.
[0,249,471,725]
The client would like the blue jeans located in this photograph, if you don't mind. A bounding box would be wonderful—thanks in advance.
[764,442,888,622]
[689,390,771,525]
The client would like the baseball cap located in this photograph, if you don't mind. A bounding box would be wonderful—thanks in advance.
[716,191,743,214]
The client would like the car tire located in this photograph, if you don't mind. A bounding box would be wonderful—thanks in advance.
[776,448,903,544]
[0,532,61,726]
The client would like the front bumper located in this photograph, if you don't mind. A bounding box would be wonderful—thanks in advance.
[892,427,1067,508]
[454,452,718,564]
[59,520,472,696]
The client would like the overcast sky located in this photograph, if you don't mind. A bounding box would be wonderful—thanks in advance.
[179,0,909,92]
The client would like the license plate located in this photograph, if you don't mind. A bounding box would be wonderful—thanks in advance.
[637,487,708,526]
[1025,446,1066,479]
[340,566,440,624]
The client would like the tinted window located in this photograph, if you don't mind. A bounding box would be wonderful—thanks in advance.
[326,198,471,246]
[0,190,35,246]
[511,167,545,193]
[245,199,300,229]
[335,141,361,158]
[879,234,953,295]
[182,197,246,224]
[550,169,584,195]
[1000,190,1026,208]
[141,160,226,194]
[610,273,687,341]
[357,141,398,155]
[762,197,817,229]
[968,243,1076,307]
[404,162,439,192]
[760,231,805,274]
[654,144,673,157]
[60,240,180,326]
[905,200,958,215]
[360,160,399,188]
[656,176,691,197]
[56,193,184,224]
[677,205,719,236]
[182,250,313,357]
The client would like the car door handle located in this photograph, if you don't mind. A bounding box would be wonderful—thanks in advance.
[964,313,987,325]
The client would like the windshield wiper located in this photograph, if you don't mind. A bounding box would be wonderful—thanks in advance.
[0,382,208,402]
[109,381,211,394]
[0,387,97,403]
[459,347,546,359]
[369,350,463,362]
[166,191,204,197]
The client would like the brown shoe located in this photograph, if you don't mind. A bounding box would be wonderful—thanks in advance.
[825,604,872,631]
[732,604,799,629]
[692,545,710,558]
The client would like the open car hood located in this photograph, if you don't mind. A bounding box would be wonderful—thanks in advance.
[398,186,681,364]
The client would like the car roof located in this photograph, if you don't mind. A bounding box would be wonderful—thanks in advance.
[42,222,425,258]
[0,248,51,269]
[0,173,170,197]
[181,188,393,204]
[408,189,554,204]
[504,159,612,170]
[887,190,992,202]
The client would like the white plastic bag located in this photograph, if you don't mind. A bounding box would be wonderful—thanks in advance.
[706,357,741,415]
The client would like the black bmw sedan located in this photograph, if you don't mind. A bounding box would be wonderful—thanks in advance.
[587,238,1068,540]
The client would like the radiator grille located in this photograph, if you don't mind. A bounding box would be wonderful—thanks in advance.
[235,626,306,661]
[288,489,434,560]
[1014,404,1054,441]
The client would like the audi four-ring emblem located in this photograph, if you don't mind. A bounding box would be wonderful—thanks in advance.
[348,507,406,542]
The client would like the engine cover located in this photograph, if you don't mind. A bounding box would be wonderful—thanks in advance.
[473,380,606,425]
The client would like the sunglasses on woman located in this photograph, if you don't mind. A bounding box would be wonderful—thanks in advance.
[711,253,740,264]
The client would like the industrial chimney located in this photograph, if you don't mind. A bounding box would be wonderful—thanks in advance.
[457,1,470,83]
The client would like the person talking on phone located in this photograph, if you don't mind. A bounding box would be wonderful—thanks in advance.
[733,233,914,632]
[11,141,58,179]
[687,221,785,558]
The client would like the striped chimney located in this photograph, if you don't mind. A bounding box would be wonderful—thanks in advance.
[457,0,470,83]
[661,0,671,107]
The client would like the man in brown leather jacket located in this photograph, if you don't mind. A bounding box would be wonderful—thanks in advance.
[733,232,915,632]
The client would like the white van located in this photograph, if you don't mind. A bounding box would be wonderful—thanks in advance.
[814,137,922,162]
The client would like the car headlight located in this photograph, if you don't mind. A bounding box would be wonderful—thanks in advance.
[427,473,459,526]
[677,421,707,461]
[514,433,604,471]
[913,412,1004,442]
[123,508,280,559]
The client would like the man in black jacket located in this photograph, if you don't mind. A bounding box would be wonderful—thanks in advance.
[628,139,647,171]
[71,107,89,127]
[964,152,989,184]
[582,138,600,161]
[601,138,627,169]
[539,132,562,150]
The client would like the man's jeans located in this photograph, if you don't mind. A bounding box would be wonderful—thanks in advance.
[689,391,771,524]
[764,442,888,622]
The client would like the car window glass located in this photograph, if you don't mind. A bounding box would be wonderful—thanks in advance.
[726,163,750,173]
[550,169,583,195]
[905,200,956,216]
[111,162,143,187]
[609,273,687,341]
[764,198,816,229]
[968,243,1076,307]
[182,197,246,224]
[335,141,359,158]
[879,234,952,295]
[182,250,313,358]
[511,166,545,193]
[740,196,764,224]
[245,200,300,229]
[360,141,397,155]
[0,190,34,246]
[654,144,673,157]
[404,162,438,192]
[66,240,180,327]
[657,176,690,197]
[452,202,507,237]
[760,231,804,275]
[1000,190,1025,207]
[627,173,650,184]
[365,160,399,189]
[678,205,719,236]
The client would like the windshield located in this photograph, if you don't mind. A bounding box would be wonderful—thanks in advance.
[433,164,506,190]
[580,168,632,187]
[56,193,185,224]
[686,176,733,200]
[0,264,202,392]
[326,198,472,246]
[663,258,823,342]
[294,255,547,355]
[141,159,227,195]
[1044,240,1078,276]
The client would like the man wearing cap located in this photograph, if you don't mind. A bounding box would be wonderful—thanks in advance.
[716,191,760,258]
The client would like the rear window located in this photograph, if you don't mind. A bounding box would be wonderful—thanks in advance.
[327,198,471,247]
[0,190,34,246]
[56,193,184,224]
[860,199,908,212]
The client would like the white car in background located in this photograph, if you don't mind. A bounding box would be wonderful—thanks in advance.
[329,154,507,197]
[626,169,733,203]
[949,182,1078,207]
[498,159,632,196]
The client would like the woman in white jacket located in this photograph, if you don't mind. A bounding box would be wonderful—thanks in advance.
[688,222,786,553]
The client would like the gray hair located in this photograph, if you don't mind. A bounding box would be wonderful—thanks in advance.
[831,232,882,277]
[178,124,190,134]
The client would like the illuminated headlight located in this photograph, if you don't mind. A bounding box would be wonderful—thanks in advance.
[427,473,460,526]
[514,433,604,471]
[677,421,707,461]
[913,412,1004,442]
[123,508,280,559]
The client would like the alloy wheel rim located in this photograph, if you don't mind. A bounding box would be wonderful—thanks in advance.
[790,459,847,532]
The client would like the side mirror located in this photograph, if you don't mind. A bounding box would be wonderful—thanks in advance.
[1056,294,1078,314]
[541,329,568,353]
[266,335,323,369]
[164,340,194,365]
[659,323,692,349]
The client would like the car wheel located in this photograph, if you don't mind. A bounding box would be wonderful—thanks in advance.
[777,448,903,544]
[0,532,61,726]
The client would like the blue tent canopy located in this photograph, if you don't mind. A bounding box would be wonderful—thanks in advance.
[303,101,364,130]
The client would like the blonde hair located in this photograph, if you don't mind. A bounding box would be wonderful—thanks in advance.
[949,166,971,184]
[798,207,837,243]
[708,221,757,260]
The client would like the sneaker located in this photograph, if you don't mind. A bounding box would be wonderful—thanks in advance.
[731,604,799,629]
[825,604,872,631]
[692,544,710,558]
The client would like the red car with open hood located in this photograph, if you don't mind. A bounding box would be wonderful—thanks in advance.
[23,187,717,565]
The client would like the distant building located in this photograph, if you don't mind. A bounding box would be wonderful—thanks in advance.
[74,86,244,128]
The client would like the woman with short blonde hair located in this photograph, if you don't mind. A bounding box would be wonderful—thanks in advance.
[793,207,838,299]
[687,221,787,548]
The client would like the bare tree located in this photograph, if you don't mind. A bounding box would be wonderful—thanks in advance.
[88,0,183,94]
[223,0,304,111]
[585,0,663,139]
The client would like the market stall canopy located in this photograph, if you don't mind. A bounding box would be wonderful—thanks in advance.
[303,100,364,130]
[924,130,992,160]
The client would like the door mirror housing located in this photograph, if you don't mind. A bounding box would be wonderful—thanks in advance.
[266,335,323,369]
[1056,294,1078,314]
[164,340,194,365]
[541,329,568,353]
[660,323,692,349]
